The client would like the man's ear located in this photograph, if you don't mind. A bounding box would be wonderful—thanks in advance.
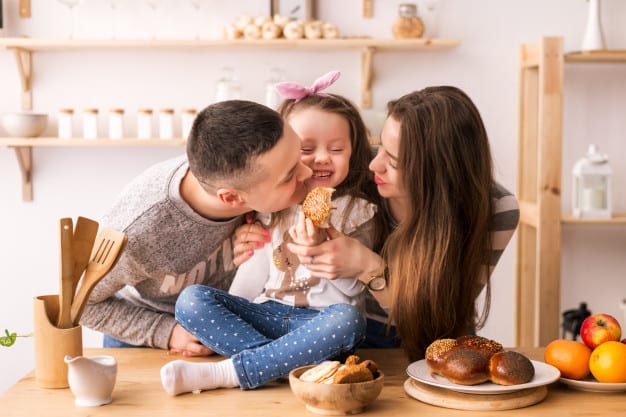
[216,187,247,208]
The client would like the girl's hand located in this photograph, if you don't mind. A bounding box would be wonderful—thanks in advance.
[286,225,378,280]
[288,212,326,247]
[232,215,270,267]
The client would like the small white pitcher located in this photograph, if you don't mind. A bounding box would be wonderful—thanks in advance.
[64,355,117,407]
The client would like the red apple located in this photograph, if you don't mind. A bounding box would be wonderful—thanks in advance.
[580,313,622,349]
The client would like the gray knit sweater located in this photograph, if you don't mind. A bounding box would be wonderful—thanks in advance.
[80,155,241,349]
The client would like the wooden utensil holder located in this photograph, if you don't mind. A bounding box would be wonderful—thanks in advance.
[34,295,83,388]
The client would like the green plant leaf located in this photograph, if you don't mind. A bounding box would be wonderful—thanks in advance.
[0,329,33,347]
[0,329,17,347]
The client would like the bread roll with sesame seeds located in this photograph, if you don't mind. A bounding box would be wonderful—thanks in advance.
[302,187,335,228]
[425,338,458,374]
[456,335,503,357]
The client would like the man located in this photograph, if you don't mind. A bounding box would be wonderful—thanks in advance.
[80,100,311,356]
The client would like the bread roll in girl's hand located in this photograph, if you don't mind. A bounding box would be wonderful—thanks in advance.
[302,187,335,228]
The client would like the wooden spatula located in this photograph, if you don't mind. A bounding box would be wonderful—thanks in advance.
[57,218,75,329]
[70,228,127,326]
[71,216,99,297]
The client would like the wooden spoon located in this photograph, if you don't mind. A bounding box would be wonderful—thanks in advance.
[56,218,74,329]
[70,228,127,326]
[71,216,99,297]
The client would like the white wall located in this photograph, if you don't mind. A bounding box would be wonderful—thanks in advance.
[1,0,625,393]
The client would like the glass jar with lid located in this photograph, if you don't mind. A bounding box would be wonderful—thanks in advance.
[264,67,286,109]
[215,67,241,103]
[392,3,424,39]
[572,144,612,219]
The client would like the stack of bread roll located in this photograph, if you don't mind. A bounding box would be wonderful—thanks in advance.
[223,14,340,40]
[425,336,535,386]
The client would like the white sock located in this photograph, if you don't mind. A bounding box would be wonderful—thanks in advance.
[160,359,239,396]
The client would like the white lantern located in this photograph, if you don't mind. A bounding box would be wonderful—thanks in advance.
[572,144,612,219]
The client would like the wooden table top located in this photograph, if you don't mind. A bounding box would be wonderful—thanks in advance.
[2,347,625,416]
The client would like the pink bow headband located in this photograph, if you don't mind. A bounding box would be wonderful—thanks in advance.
[274,70,341,102]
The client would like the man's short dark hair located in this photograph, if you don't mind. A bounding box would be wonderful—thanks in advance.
[187,100,284,189]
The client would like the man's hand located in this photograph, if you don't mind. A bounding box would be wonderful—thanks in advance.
[168,323,214,357]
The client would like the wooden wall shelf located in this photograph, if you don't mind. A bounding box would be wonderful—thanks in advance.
[0,138,185,201]
[0,37,460,111]
[516,37,626,347]
[0,36,460,202]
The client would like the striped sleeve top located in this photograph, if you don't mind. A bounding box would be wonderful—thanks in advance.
[365,182,520,323]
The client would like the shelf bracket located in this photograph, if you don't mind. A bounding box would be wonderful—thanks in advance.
[363,0,373,17]
[361,46,374,109]
[10,47,33,110]
[19,0,32,18]
[12,146,33,201]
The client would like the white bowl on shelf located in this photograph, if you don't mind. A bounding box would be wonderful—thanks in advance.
[1,112,49,137]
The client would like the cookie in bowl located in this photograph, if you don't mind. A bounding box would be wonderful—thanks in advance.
[289,355,384,415]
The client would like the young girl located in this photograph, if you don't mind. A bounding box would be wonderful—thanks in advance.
[159,71,385,395]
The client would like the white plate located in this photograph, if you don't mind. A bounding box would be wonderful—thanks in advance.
[559,377,626,393]
[406,359,560,395]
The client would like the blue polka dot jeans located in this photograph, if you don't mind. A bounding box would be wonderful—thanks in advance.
[175,285,366,389]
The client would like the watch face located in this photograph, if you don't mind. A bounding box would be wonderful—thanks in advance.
[368,276,386,291]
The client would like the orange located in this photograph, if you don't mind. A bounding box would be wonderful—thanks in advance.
[589,341,626,383]
[544,339,591,380]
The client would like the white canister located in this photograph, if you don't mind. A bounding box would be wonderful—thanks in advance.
[159,108,174,140]
[82,108,99,139]
[58,108,74,139]
[108,108,124,140]
[137,109,153,140]
[181,108,197,141]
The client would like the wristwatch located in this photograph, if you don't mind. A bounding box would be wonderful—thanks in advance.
[365,263,387,291]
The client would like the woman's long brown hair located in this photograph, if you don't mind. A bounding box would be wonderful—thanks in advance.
[383,86,494,361]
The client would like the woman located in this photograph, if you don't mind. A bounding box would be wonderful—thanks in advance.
[234,86,519,362]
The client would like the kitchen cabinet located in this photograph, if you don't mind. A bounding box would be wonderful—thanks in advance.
[0,37,459,201]
[516,36,626,347]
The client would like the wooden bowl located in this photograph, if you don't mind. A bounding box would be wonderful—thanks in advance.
[1,112,48,137]
[289,365,384,415]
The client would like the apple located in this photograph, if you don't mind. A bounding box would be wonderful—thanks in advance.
[580,313,622,349]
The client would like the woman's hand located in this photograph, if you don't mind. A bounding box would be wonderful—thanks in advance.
[285,225,380,280]
[232,215,270,267]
